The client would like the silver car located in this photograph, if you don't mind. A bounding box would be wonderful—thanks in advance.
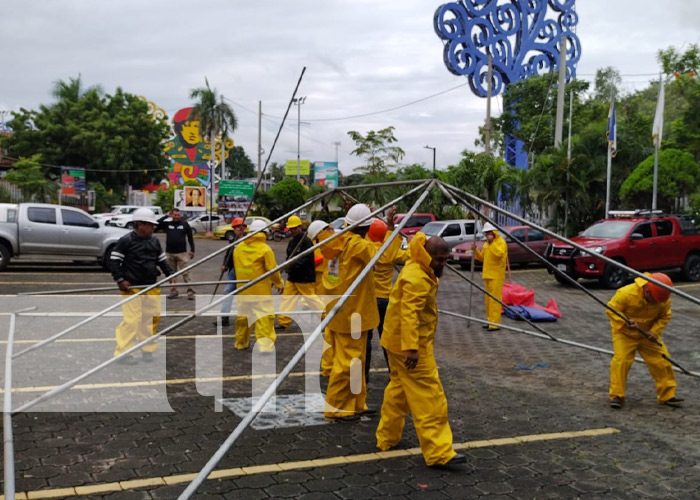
[418,220,482,249]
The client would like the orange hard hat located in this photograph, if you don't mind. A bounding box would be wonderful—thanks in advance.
[646,273,673,302]
[368,218,388,242]
[231,217,245,227]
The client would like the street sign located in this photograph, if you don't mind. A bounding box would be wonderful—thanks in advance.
[285,159,310,176]
[219,180,255,198]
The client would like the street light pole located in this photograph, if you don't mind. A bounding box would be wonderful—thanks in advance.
[424,145,436,176]
[292,97,306,182]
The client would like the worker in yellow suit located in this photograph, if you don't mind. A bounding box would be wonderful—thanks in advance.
[307,220,337,376]
[472,222,507,331]
[376,234,466,468]
[365,206,407,382]
[233,219,284,353]
[607,272,683,409]
[323,203,379,422]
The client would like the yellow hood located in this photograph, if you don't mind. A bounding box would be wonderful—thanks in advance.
[408,233,434,277]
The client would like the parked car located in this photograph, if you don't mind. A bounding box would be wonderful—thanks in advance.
[418,220,483,249]
[545,210,700,288]
[104,206,164,229]
[186,213,224,234]
[0,203,129,271]
[394,213,436,236]
[92,205,142,224]
[214,216,278,241]
[450,225,552,270]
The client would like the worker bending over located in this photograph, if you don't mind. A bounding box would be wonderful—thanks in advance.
[376,234,465,468]
[472,222,507,331]
[607,272,683,409]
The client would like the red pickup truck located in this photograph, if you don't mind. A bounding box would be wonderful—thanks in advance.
[545,212,700,289]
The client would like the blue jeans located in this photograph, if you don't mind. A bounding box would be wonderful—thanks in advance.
[220,268,237,316]
[366,297,390,382]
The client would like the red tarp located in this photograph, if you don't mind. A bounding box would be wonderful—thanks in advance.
[501,283,561,318]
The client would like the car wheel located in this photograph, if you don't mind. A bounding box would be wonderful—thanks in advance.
[225,231,235,241]
[126,222,135,230]
[681,254,700,282]
[0,244,11,271]
[554,271,576,286]
[273,231,283,242]
[601,260,628,289]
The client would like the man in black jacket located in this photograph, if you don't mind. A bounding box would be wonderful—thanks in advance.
[110,208,174,365]
[158,208,196,300]
[276,215,323,331]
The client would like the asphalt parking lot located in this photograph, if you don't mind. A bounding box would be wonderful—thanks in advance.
[1,235,700,499]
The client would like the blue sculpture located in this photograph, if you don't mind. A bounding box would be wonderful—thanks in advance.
[434,0,581,168]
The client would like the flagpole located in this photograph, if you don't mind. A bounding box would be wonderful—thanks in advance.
[605,143,612,217]
[652,73,662,210]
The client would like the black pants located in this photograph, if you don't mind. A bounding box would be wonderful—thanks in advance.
[365,297,390,382]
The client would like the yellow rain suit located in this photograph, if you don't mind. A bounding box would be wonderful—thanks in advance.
[474,231,507,328]
[318,230,344,376]
[233,232,284,352]
[607,276,676,403]
[376,232,457,466]
[114,288,161,356]
[372,232,408,300]
[322,231,379,418]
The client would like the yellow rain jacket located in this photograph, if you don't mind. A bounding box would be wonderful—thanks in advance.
[314,228,334,295]
[381,232,439,356]
[233,232,284,295]
[372,231,408,300]
[322,231,379,333]
[474,230,507,279]
[607,276,671,338]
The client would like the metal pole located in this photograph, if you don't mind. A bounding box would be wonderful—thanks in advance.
[335,179,427,191]
[18,280,249,296]
[12,188,333,359]
[605,144,612,218]
[177,180,436,499]
[4,307,35,500]
[554,38,566,148]
[258,101,263,181]
[653,144,659,210]
[564,87,573,235]
[441,181,700,309]
[485,52,492,155]
[11,183,431,414]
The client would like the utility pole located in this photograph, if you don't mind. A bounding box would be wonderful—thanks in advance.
[292,97,306,182]
[424,145,436,176]
[332,141,340,164]
[257,101,263,179]
[564,87,574,235]
[485,53,493,155]
[554,38,567,148]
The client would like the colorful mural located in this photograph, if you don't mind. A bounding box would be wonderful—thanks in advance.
[163,107,234,187]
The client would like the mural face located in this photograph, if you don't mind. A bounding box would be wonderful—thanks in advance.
[164,107,213,187]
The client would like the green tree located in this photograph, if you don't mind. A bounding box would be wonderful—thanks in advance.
[4,154,58,202]
[91,182,125,212]
[268,161,285,183]
[7,76,170,192]
[347,126,405,175]
[620,148,700,211]
[658,44,700,76]
[268,178,306,218]
[225,146,256,179]
[593,66,622,102]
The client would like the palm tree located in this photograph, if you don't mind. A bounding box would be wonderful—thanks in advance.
[189,78,238,232]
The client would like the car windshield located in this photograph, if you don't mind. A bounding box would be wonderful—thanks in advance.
[420,222,443,236]
[580,221,633,238]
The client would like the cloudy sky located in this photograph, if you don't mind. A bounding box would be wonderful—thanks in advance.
[1,1,699,176]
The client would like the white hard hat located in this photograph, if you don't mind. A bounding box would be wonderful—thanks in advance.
[249,219,269,234]
[345,204,372,227]
[132,208,158,225]
[482,222,497,233]
[307,220,330,240]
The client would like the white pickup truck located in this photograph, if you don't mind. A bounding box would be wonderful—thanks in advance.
[0,203,129,271]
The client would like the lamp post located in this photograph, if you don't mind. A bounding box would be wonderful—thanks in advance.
[292,97,306,181]
[424,145,436,176]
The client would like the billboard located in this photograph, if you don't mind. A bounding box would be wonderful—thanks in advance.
[219,180,254,199]
[61,167,86,196]
[285,159,311,176]
[174,186,207,212]
[313,161,339,190]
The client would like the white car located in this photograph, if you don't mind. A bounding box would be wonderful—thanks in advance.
[104,206,164,229]
[186,213,224,234]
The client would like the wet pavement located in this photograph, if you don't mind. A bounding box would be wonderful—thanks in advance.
[1,236,699,499]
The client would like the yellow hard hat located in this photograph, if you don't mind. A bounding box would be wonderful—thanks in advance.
[287,215,303,229]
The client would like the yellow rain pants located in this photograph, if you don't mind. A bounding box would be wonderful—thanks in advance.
[376,350,456,466]
[114,288,161,356]
[277,281,325,329]
[323,330,368,417]
[484,277,505,327]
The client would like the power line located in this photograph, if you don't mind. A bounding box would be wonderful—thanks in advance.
[2,156,169,173]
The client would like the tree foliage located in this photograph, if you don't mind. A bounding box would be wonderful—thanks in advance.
[225,145,256,179]
[267,178,306,218]
[7,76,171,193]
[4,154,59,202]
[347,126,405,175]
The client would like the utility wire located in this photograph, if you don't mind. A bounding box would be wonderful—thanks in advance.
[2,156,168,173]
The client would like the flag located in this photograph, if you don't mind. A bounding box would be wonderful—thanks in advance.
[606,90,617,157]
[652,78,665,149]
